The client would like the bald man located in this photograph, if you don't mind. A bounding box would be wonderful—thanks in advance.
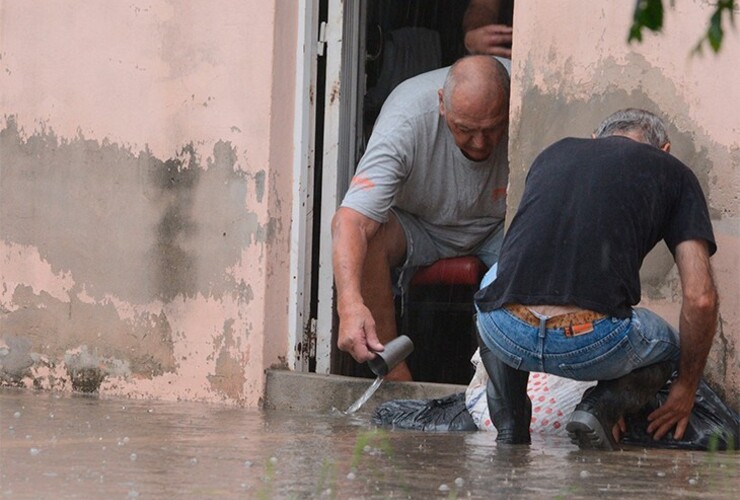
[332,56,511,381]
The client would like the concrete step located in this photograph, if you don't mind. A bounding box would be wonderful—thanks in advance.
[263,369,466,414]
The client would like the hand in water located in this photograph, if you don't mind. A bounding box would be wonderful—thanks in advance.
[612,416,627,443]
[647,379,695,440]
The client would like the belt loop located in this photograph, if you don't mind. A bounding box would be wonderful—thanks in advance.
[538,316,547,339]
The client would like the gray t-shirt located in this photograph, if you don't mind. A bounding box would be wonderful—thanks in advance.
[341,65,509,255]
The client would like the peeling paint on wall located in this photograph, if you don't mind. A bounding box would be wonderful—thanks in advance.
[0,0,298,407]
[207,319,248,403]
[0,116,277,402]
[0,117,269,303]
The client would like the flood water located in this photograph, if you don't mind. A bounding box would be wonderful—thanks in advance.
[1,388,737,498]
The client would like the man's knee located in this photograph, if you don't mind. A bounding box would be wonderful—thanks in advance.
[367,214,407,267]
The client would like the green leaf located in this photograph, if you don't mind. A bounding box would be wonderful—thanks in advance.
[631,0,737,54]
[629,0,665,43]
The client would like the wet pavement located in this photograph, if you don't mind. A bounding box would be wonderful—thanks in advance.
[1,388,738,498]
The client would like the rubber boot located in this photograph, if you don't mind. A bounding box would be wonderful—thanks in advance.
[477,330,531,444]
[566,360,674,451]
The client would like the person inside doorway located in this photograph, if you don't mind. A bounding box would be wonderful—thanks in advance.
[332,55,511,381]
[463,0,515,58]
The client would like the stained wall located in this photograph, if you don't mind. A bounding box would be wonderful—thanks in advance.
[0,1,297,406]
[509,1,739,408]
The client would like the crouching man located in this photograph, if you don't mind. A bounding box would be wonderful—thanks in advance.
[474,108,718,449]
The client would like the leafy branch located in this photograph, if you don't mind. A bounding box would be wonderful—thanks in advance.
[629,0,737,53]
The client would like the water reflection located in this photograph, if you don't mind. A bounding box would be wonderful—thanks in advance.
[1,388,737,498]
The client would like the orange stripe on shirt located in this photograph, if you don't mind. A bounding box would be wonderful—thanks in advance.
[492,187,507,201]
[351,175,376,190]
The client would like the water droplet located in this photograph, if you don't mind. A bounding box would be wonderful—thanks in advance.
[439,484,450,492]
[455,477,464,487]
[29,448,40,456]
[347,472,356,480]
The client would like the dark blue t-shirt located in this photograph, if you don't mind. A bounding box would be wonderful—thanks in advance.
[475,136,717,318]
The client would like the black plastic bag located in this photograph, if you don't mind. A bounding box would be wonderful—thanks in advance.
[372,392,477,431]
[622,376,739,451]
[373,377,739,450]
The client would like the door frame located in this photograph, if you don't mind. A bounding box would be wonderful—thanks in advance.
[314,0,367,373]
[288,0,321,371]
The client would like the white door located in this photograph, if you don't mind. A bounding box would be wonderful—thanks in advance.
[314,0,367,373]
[288,0,322,372]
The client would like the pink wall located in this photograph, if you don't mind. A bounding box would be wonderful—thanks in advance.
[0,1,297,406]
[509,1,739,408]
[2,1,736,412]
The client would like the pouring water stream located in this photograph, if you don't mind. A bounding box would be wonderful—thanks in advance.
[344,335,413,414]
[345,376,384,414]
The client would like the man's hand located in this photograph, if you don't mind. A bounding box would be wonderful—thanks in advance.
[464,24,513,57]
[612,416,627,443]
[647,239,718,441]
[337,301,385,363]
[646,378,696,440]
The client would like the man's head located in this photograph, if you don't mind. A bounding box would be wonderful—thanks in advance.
[594,108,671,152]
[438,55,510,161]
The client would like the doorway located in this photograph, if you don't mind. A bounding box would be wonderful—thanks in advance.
[312,0,498,383]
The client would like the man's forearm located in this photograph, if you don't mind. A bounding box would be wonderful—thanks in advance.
[676,293,718,389]
[331,209,373,313]
[674,240,719,389]
[333,239,365,312]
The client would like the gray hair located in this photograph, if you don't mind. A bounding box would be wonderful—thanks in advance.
[594,108,669,149]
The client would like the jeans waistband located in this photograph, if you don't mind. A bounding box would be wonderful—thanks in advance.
[504,304,607,329]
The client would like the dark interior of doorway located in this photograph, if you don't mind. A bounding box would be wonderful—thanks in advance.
[331,0,487,385]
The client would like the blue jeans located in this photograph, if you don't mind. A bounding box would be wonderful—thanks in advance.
[476,265,680,381]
